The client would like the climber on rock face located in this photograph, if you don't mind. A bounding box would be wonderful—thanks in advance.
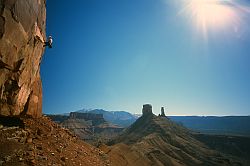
[43,36,53,48]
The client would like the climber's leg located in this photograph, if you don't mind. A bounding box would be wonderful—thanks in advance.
[43,42,49,47]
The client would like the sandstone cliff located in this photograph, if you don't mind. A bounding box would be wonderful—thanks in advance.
[0,0,46,117]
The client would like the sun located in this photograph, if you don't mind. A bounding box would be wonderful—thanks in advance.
[189,0,234,26]
[180,0,239,37]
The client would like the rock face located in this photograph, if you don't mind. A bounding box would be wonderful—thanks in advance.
[0,0,46,117]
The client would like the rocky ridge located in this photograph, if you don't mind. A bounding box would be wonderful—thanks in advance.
[0,116,109,166]
[105,104,246,166]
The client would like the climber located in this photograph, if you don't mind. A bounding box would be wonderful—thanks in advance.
[43,36,53,48]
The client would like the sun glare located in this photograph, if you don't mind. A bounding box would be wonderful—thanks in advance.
[180,0,240,38]
[190,0,234,26]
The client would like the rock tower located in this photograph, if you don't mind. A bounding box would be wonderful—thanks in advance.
[161,107,166,116]
[142,104,153,116]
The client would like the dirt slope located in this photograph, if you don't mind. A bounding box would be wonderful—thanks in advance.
[0,116,109,166]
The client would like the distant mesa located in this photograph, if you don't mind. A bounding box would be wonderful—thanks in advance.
[69,112,105,125]
[48,111,124,145]
[77,109,138,127]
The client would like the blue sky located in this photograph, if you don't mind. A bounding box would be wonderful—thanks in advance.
[41,0,250,115]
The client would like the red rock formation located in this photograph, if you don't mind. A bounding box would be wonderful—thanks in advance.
[0,0,46,117]
[107,105,245,166]
[142,104,153,116]
[160,107,166,116]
